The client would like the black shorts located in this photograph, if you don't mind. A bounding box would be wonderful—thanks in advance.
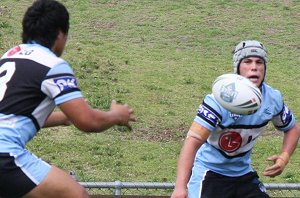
[200,171,269,198]
[0,153,38,198]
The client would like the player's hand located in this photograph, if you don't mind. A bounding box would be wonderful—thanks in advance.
[171,188,188,198]
[110,100,136,130]
[262,154,287,177]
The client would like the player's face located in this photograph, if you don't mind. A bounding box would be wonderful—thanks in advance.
[239,57,265,87]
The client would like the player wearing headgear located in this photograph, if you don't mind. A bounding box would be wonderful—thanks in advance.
[171,40,300,198]
[233,40,268,87]
[0,0,135,197]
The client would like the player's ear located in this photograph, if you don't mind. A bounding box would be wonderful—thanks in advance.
[52,30,68,57]
[57,30,68,40]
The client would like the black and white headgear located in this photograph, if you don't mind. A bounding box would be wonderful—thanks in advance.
[233,40,268,74]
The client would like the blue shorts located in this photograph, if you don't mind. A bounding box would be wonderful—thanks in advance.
[0,149,51,197]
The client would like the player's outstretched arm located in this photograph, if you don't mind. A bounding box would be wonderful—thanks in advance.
[43,111,72,128]
[263,123,300,177]
[59,98,135,132]
[171,122,210,198]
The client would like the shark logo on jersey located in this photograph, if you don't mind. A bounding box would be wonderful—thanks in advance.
[54,77,78,92]
[220,83,237,103]
[258,183,267,193]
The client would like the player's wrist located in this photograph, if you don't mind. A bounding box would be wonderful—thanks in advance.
[277,152,290,165]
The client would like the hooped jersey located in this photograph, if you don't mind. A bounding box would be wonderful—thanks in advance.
[0,43,83,151]
[194,83,295,176]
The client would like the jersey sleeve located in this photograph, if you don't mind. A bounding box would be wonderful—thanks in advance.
[41,62,83,105]
[272,103,295,132]
[194,94,223,132]
[265,88,296,132]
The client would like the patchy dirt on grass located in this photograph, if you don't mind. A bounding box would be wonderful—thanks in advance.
[121,125,188,142]
[120,126,283,142]
[0,6,10,17]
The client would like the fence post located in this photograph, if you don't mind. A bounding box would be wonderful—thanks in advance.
[114,180,122,195]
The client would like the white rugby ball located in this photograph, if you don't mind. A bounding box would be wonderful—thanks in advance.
[212,73,262,115]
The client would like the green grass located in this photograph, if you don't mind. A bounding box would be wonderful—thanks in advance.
[29,127,181,183]
[1,0,300,192]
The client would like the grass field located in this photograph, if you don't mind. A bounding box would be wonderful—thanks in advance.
[0,0,300,191]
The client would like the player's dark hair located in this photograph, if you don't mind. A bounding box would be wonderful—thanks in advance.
[22,0,69,49]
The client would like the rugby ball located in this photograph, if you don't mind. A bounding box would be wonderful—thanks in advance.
[212,74,262,115]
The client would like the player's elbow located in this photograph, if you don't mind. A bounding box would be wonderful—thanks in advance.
[73,121,102,133]
[68,109,116,133]
[72,116,112,133]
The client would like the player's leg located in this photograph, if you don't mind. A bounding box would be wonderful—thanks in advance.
[0,149,89,198]
[236,171,269,198]
[187,165,236,198]
[0,153,37,198]
[199,171,236,198]
[23,165,89,198]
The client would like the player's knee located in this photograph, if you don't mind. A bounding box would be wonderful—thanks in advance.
[64,183,89,198]
[78,186,90,198]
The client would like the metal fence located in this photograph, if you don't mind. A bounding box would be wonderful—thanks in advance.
[80,181,300,197]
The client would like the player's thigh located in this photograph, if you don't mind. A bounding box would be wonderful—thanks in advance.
[188,168,236,198]
[200,171,235,198]
[237,172,269,198]
[241,183,269,198]
[23,165,89,198]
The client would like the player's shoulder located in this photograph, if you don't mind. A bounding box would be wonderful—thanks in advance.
[25,44,67,68]
[262,82,281,94]
[2,44,66,68]
[203,93,228,115]
[261,82,284,113]
[262,82,283,101]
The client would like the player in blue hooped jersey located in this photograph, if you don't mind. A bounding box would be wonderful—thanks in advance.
[171,40,300,198]
[0,1,135,198]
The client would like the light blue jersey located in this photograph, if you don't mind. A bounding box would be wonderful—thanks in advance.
[0,43,83,185]
[193,82,295,177]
